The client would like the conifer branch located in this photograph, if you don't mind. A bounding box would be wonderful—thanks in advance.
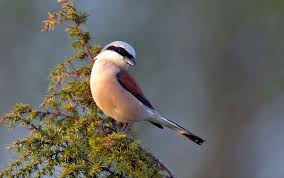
[0,1,175,177]
[140,148,176,178]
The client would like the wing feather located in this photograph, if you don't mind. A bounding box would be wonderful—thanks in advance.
[116,70,154,109]
[116,70,163,129]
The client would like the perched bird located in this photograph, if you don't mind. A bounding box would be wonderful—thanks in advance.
[90,41,205,145]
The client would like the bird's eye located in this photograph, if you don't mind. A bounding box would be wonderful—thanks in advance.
[117,48,127,56]
[106,46,133,59]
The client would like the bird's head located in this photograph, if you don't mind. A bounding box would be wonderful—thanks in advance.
[96,41,136,70]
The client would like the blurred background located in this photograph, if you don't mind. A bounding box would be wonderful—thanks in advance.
[1,0,284,177]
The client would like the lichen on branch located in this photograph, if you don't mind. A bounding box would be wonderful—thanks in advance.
[0,1,174,178]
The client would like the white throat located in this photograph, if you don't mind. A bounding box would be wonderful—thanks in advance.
[95,50,129,70]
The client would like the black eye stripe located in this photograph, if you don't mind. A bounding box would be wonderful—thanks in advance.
[106,46,134,59]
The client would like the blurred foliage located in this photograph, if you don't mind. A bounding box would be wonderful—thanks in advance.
[0,1,173,177]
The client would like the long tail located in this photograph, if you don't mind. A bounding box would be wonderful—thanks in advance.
[149,114,205,145]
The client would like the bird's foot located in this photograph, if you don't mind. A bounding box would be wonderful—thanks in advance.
[111,119,118,132]
[122,123,131,133]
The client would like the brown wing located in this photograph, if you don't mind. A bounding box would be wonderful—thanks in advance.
[116,70,163,129]
[116,70,154,109]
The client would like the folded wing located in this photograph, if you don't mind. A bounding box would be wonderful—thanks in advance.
[116,70,163,129]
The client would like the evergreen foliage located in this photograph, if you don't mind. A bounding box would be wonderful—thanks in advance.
[0,1,174,177]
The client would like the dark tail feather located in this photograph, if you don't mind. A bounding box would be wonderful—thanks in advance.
[171,120,205,145]
[179,130,205,145]
[149,121,164,129]
[152,115,205,145]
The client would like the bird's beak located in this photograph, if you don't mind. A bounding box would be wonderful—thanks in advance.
[124,57,136,66]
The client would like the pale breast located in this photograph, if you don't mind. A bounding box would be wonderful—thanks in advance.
[90,61,146,123]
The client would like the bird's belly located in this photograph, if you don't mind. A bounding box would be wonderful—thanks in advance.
[91,77,146,123]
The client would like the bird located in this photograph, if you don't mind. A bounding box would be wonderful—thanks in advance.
[90,41,205,145]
